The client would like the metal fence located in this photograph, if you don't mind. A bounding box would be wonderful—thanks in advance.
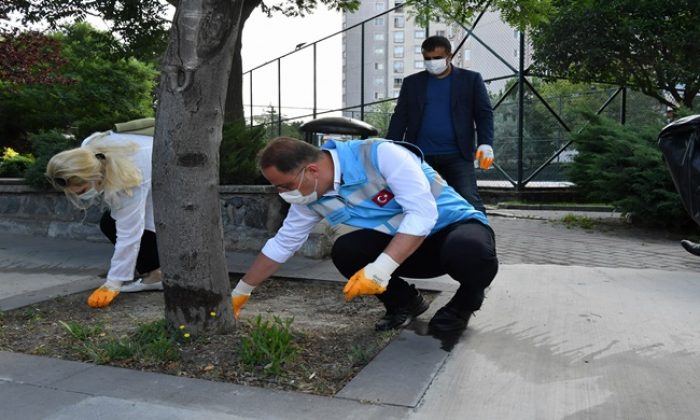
[242,2,657,189]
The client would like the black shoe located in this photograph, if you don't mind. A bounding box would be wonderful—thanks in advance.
[428,305,473,333]
[681,240,700,256]
[375,292,430,331]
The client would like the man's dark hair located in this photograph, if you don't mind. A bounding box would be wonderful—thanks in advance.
[421,36,452,54]
[257,137,322,173]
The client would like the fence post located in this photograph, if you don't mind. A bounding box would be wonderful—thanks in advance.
[277,58,282,136]
[620,86,627,125]
[360,22,366,120]
[516,31,525,191]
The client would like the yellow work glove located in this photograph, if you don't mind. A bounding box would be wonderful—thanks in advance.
[87,280,121,308]
[475,144,494,170]
[343,253,400,301]
[231,280,255,320]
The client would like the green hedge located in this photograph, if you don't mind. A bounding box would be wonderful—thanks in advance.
[568,113,693,231]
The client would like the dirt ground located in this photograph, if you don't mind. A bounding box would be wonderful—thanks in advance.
[0,277,433,395]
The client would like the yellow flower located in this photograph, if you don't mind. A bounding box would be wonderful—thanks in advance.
[2,147,19,159]
[209,311,216,317]
[179,324,185,330]
[184,333,191,338]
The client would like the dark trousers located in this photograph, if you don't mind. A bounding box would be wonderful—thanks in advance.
[426,153,486,214]
[99,211,160,275]
[331,221,498,312]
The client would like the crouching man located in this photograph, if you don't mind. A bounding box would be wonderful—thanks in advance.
[232,137,498,334]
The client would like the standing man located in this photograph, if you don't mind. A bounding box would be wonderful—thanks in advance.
[231,137,498,335]
[387,35,494,214]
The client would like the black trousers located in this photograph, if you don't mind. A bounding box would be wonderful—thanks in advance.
[99,211,160,275]
[332,220,498,312]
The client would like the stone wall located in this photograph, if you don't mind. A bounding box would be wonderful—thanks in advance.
[0,180,332,259]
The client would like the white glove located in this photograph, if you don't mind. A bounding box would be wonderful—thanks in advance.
[475,144,494,169]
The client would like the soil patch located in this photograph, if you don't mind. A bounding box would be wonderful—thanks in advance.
[0,277,434,395]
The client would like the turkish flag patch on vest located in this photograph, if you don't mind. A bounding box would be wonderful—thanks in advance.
[372,189,395,207]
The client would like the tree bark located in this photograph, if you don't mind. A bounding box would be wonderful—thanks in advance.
[153,0,245,334]
[224,0,261,123]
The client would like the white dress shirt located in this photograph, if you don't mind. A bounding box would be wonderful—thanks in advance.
[262,141,439,263]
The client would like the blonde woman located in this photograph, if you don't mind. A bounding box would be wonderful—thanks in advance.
[46,119,162,308]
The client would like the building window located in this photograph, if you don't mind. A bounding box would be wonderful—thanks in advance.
[394,31,404,43]
[374,92,385,99]
[463,50,471,61]
[375,1,384,11]
[414,29,425,39]
[414,45,422,55]
[374,77,384,85]
[414,60,424,69]
[374,47,385,55]
[375,17,385,26]
[374,33,385,41]
[393,89,400,97]
[393,61,404,73]
[374,62,384,70]
[394,16,405,28]
[436,30,445,37]
[393,78,403,88]
[393,45,404,58]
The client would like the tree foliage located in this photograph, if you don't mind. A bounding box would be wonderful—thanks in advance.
[530,0,700,110]
[408,0,552,32]
[0,30,69,85]
[0,23,157,151]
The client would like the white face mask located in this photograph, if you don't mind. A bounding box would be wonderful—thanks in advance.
[424,58,449,75]
[78,183,102,202]
[278,167,319,205]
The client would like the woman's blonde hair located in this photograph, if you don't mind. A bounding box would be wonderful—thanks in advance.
[46,133,142,208]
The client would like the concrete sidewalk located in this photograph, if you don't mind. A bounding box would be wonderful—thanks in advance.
[1,213,700,419]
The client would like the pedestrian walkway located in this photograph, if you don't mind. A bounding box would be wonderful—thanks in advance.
[1,212,699,419]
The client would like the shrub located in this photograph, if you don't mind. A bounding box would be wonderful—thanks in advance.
[0,147,35,177]
[568,113,692,231]
[23,130,80,189]
[219,121,268,185]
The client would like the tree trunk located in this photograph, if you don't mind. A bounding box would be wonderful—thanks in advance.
[153,0,245,335]
[224,0,261,124]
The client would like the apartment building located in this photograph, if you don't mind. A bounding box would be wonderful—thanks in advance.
[341,2,531,111]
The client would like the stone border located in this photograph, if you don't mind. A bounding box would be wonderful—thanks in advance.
[0,181,332,259]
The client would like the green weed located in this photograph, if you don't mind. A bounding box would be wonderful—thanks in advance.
[60,319,179,364]
[59,320,104,340]
[20,307,45,323]
[561,214,596,230]
[240,315,298,375]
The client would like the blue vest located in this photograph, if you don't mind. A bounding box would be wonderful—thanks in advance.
[307,139,488,235]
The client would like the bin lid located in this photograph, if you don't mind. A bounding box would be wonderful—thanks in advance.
[658,114,700,139]
[299,116,378,137]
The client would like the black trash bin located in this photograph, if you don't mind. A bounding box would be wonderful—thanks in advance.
[658,114,700,226]
[299,116,378,146]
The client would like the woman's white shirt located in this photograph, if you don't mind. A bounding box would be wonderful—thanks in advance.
[82,132,154,281]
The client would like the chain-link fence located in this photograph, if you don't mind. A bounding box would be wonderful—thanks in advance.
[242,3,658,188]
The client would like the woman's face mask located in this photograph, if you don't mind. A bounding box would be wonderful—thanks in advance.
[278,167,318,205]
[78,182,103,202]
